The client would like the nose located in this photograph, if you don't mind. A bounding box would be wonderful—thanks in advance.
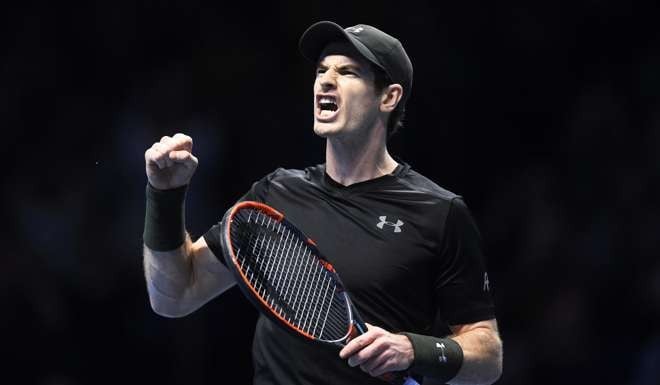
[318,68,337,91]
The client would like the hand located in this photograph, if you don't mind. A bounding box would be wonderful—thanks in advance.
[339,323,414,378]
[145,133,198,190]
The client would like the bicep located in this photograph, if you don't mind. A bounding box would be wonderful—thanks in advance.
[189,236,236,298]
[144,234,236,317]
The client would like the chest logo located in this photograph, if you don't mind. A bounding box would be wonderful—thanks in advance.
[377,216,404,233]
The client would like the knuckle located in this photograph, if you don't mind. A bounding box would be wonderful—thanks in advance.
[368,339,382,351]
[174,132,191,142]
[146,148,160,160]
[176,132,191,141]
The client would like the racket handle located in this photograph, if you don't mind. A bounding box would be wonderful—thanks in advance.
[379,372,420,385]
[402,377,420,385]
[349,308,419,384]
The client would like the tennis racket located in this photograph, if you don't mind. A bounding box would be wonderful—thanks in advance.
[220,201,419,385]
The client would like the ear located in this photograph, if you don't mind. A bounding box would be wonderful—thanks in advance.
[379,84,403,113]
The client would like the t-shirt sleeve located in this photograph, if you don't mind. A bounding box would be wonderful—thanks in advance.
[433,197,495,325]
[202,169,282,265]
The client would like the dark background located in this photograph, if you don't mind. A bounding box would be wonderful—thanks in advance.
[2,1,659,384]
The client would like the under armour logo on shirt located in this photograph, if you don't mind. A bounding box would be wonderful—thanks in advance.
[483,272,490,292]
[376,216,404,233]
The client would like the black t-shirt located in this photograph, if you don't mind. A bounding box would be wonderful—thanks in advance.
[204,163,495,385]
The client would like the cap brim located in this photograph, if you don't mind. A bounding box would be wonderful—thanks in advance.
[299,21,382,71]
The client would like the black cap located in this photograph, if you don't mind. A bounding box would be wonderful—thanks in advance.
[299,21,413,104]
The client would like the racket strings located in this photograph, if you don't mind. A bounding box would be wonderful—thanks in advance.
[229,209,351,341]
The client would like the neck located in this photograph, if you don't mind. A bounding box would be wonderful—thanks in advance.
[325,127,398,186]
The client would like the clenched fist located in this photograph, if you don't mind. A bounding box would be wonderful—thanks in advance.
[145,133,198,190]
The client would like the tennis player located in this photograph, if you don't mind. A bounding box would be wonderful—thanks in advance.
[143,21,503,384]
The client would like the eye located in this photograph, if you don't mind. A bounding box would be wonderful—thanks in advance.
[316,68,327,76]
[339,69,357,77]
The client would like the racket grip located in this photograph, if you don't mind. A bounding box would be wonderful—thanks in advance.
[379,372,419,385]
[402,376,420,385]
[350,320,419,385]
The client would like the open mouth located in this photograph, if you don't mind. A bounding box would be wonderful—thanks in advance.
[316,94,340,121]
[319,97,338,112]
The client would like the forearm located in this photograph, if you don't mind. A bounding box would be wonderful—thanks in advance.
[142,179,193,316]
[340,320,501,384]
[400,320,502,385]
[143,234,195,317]
[142,133,236,316]
[446,326,502,385]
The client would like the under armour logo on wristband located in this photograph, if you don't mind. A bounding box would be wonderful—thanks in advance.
[376,216,404,232]
[436,342,447,363]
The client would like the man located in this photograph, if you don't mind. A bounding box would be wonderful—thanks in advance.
[143,21,502,384]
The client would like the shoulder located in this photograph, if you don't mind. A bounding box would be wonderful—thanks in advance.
[401,169,477,229]
[396,165,462,203]
[250,165,324,199]
[261,164,323,185]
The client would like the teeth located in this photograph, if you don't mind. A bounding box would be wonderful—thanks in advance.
[319,97,336,105]
[318,95,338,112]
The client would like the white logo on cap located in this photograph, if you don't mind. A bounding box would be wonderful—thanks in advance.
[347,26,364,34]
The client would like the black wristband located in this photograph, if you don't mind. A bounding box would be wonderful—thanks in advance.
[400,332,464,383]
[143,183,187,251]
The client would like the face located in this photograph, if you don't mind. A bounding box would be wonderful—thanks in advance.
[313,42,382,139]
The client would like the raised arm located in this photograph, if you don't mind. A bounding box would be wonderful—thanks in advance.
[142,133,235,318]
